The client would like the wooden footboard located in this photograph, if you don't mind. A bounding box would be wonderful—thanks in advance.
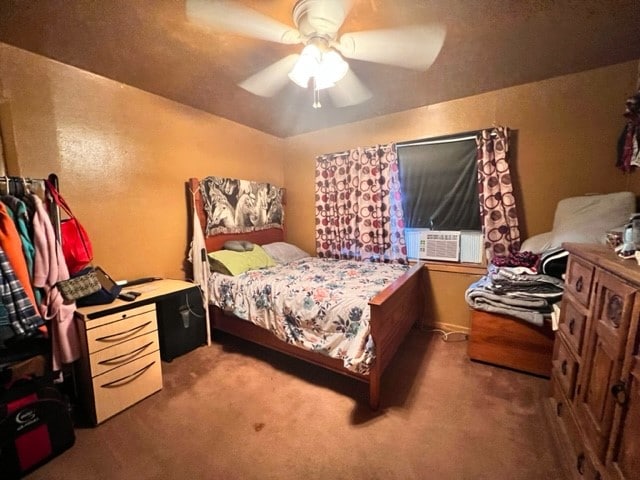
[368,262,425,409]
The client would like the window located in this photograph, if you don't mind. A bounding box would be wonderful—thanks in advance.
[397,133,481,231]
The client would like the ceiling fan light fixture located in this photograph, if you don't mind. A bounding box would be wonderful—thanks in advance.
[189,0,446,110]
[316,50,348,88]
[288,43,349,91]
[288,43,322,88]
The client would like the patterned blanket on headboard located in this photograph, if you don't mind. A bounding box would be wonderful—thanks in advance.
[199,176,284,236]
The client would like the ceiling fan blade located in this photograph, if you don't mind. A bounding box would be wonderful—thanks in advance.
[186,0,302,44]
[239,54,300,97]
[337,25,446,70]
[328,70,372,107]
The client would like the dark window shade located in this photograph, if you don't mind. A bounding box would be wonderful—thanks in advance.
[398,138,481,230]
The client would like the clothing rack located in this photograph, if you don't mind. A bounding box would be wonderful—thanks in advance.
[0,173,61,240]
[0,172,63,384]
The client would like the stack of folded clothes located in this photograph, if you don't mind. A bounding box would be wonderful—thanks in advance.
[465,251,565,326]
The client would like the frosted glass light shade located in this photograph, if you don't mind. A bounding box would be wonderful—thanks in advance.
[288,45,349,90]
[288,44,321,88]
[321,50,349,82]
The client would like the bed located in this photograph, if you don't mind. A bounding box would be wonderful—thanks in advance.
[187,177,425,409]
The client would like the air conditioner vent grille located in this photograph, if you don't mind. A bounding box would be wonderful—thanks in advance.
[419,231,460,261]
[405,229,483,263]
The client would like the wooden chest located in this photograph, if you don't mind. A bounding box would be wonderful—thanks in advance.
[467,309,555,377]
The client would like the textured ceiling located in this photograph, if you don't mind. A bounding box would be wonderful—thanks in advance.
[1,0,639,138]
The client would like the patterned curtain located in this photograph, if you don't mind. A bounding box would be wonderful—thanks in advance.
[476,127,521,260]
[315,143,407,263]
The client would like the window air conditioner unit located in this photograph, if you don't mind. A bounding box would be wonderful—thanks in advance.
[459,231,484,263]
[405,229,484,263]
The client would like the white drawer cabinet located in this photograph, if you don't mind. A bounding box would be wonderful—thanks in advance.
[75,303,163,425]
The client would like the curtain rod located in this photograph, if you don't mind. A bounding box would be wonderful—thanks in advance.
[0,175,46,183]
[397,135,477,147]
[396,128,498,148]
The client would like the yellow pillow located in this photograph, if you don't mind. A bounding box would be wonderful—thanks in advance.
[208,244,276,276]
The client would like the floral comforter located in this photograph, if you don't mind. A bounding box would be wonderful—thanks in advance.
[208,258,410,374]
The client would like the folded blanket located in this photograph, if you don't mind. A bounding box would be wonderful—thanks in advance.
[465,268,564,326]
[465,293,547,326]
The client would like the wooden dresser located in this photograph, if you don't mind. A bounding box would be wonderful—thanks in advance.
[548,243,640,480]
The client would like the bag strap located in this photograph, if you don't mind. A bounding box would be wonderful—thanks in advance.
[45,180,75,219]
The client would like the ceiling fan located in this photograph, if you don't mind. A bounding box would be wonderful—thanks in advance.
[186,0,446,108]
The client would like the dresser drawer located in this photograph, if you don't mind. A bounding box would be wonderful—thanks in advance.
[92,350,162,424]
[551,375,603,478]
[85,304,156,329]
[552,337,579,399]
[87,309,158,354]
[551,375,582,457]
[558,296,588,356]
[565,256,594,308]
[593,270,636,351]
[89,331,159,378]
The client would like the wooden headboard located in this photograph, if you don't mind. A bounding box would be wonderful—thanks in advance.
[188,177,285,252]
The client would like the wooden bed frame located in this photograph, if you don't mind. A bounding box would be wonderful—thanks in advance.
[188,177,425,409]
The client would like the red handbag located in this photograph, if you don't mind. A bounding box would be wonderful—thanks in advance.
[45,181,93,274]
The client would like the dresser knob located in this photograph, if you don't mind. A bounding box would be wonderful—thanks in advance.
[568,318,575,335]
[606,294,623,328]
[575,276,583,292]
[576,453,585,475]
[561,360,568,375]
[611,382,628,406]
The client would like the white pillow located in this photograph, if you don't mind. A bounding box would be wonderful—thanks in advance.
[521,232,553,254]
[549,192,635,247]
[261,242,310,264]
[521,192,635,253]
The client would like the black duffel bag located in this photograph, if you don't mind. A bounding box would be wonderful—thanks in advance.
[0,378,75,479]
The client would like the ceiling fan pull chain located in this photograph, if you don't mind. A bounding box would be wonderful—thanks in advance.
[313,78,322,109]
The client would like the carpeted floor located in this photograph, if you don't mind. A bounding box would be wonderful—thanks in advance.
[27,330,565,480]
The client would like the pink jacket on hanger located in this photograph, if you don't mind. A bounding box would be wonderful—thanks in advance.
[32,194,81,370]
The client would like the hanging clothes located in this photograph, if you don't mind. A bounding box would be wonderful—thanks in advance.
[31,194,81,370]
[0,176,81,373]
[617,90,640,172]
[1,195,36,284]
[0,202,38,309]
[0,247,44,338]
[189,190,211,346]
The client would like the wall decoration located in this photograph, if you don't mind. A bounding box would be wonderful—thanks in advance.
[199,176,284,236]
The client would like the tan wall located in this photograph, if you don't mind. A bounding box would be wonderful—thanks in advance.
[283,60,640,329]
[3,40,638,331]
[0,43,284,281]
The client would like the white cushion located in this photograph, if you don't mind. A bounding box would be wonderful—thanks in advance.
[522,192,635,252]
[521,232,553,254]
